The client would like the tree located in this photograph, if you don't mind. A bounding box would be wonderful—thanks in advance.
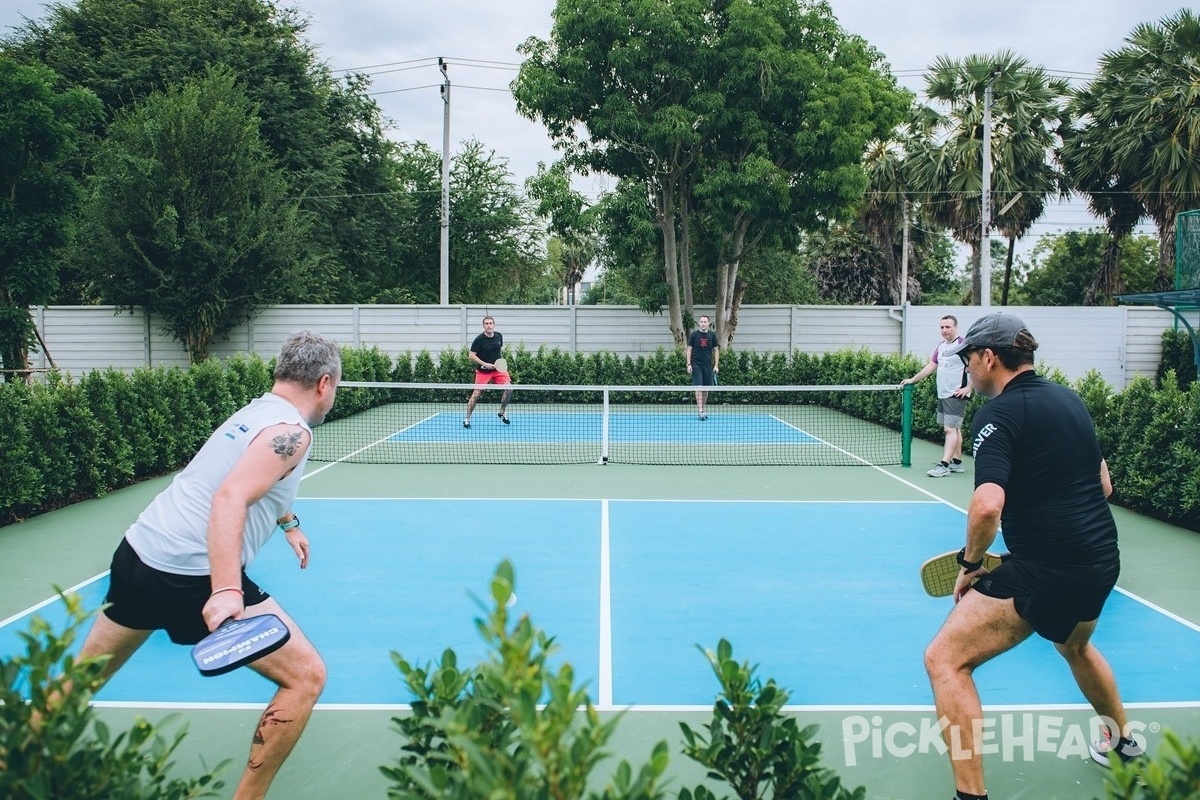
[905,52,1070,304]
[74,68,313,361]
[1017,231,1158,306]
[526,161,597,305]
[514,0,712,342]
[696,0,907,341]
[1059,92,1147,304]
[589,178,668,311]
[387,139,549,304]
[0,57,101,379]
[4,0,404,303]
[515,0,906,344]
[1071,10,1200,290]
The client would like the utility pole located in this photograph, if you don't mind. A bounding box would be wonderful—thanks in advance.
[901,198,911,307]
[979,67,1000,307]
[439,58,451,306]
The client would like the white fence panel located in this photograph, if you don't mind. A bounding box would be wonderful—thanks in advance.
[29,303,1183,389]
[1125,306,1193,382]
[789,306,901,355]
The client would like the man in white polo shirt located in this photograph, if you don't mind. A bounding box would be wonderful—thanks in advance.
[901,315,972,477]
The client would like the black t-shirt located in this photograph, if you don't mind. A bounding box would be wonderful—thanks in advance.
[688,328,718,366]
[470,331,503,368]
[971,371,1117,564]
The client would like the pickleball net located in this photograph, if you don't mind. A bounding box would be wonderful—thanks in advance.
[311,381,913,467]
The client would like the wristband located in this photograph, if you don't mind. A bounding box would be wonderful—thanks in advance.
[280,514,301,531]
[211,586,244,597]
[955,548,983,572]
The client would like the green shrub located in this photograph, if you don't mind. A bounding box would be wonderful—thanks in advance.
[679,639,865,800]
[1098,729,1200,799]
[79,369,137,492]
[381,560,670,800]
[0,380,41,521]
[0,593,227,799]
[1157,329,1196,389]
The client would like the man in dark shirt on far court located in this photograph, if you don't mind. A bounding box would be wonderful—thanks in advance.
[923,312,1139,800]
[686,315,719,420]
[463,315,512,428]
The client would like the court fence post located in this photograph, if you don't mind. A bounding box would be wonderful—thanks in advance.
[901,384,913,467]
[600,388,610,464]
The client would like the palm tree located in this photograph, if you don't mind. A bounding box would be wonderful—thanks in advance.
[904,51,1070,304]
[1060,84,1147,304]
[1077,10,1200,291]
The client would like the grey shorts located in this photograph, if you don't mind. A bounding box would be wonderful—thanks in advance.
[936,396,968,427]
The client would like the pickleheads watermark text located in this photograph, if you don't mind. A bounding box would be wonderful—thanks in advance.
[840,714,1154,767]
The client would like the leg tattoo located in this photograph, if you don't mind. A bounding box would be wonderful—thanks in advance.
[248,703,294,770]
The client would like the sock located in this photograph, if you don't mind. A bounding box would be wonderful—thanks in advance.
[955,792,987,800]
[952,458,962,465]
[939,461,950,467]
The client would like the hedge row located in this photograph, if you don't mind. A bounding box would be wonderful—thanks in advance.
[2,342,1197,531]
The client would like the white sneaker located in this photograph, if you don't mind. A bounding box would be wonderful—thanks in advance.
[947,462,965,473]
[927,463,951,478]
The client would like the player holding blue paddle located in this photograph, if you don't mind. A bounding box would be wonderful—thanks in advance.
[75,331,341,800]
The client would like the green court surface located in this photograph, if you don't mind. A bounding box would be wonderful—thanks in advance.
[2,435,1199,800]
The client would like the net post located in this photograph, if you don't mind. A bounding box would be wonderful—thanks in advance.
[600,388,610,464]
[901,384,913,467]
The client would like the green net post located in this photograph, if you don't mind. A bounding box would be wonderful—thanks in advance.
[901,384,913,467]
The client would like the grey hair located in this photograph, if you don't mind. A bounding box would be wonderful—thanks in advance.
[274,330,341,387]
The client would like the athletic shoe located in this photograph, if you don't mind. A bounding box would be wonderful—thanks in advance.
[1089,729,1144,768]
[462,420,471,429]
[927,463,951,478]
[699,412,707,420]
[498,412,510,424]
[948,462,965,473]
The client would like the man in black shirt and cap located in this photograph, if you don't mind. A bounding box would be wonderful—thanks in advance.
[923,312,1140,800]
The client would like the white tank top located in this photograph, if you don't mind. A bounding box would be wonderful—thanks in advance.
[124,392,311,575]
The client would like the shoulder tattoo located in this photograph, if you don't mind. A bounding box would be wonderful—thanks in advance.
[270,431,304,459]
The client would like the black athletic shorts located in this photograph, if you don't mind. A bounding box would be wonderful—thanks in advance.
[103,537,270,645]
[970,555,1120,644]
[691,364,715,386]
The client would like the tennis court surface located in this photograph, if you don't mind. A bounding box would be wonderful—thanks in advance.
[2,445,1198,800]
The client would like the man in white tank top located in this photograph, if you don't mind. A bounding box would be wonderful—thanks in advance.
[77,330,341,800]
[900,315,973,477]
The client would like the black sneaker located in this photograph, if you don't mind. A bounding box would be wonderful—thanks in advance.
[462,420,471,429]
[498,412,510,424]
[1088,729,1143,767]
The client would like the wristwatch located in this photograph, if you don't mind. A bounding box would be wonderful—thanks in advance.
[279,514,301,531]
[955,548,983,572]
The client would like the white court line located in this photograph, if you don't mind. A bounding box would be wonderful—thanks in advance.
[303,413,438,479]
[770,416,1200,633]
[771,414,965,512]
[598,499,613,708]
[88,698,1200,712]
[0,572,111,630]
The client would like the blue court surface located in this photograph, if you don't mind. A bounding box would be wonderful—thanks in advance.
[3,498,1198,710]
[389,411,821,443]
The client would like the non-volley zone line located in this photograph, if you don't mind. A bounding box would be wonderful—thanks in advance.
[385,410,822,444]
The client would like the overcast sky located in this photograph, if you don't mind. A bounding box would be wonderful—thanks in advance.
[4,0,1184,251]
